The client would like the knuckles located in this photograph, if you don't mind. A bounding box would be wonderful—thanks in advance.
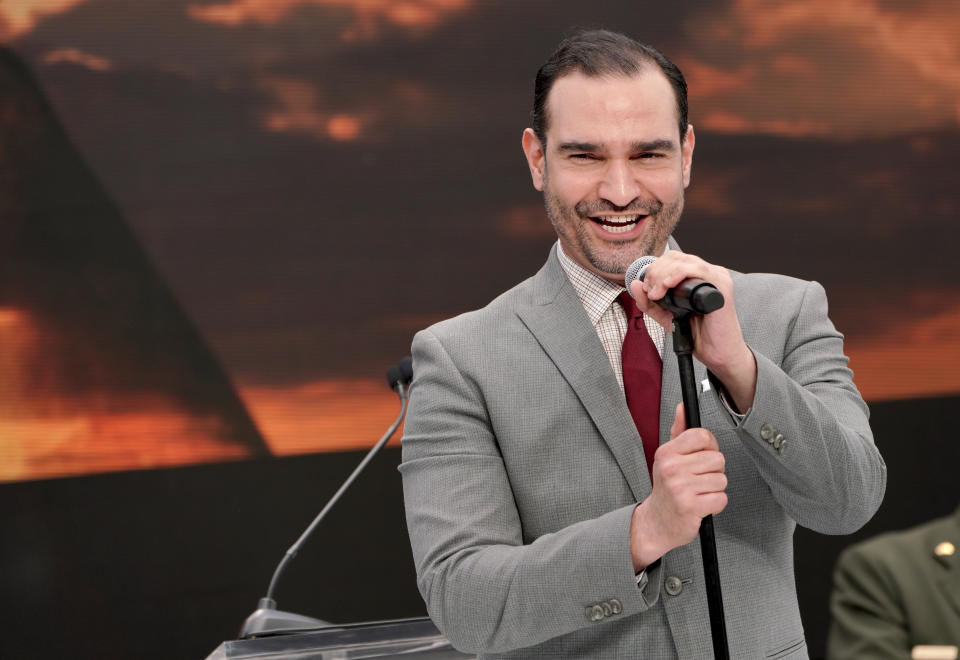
[711,492,729,513]
[652,443,669,462]
[687,427,719,450]
[714,453,726,472]
[656,458,680,481]
[717,473,728,491]
[645,253,732,298]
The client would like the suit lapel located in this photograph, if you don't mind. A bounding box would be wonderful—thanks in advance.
[935,510,960,618]
[516,248,652,501]
[936,565,960,619]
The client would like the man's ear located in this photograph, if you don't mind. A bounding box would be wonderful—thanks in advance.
[521,128,545,191]
[681,124,695,189]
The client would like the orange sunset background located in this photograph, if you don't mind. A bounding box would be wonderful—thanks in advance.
[2,0,960,483]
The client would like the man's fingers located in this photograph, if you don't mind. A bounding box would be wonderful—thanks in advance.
[654,448,725,488]
[642,253,714,300]
[696,472,728,494]
[662,426,720,455]
[669,402,686,440]
[632,280,676,331]
[685,448,726,476]
[702,492,729,516]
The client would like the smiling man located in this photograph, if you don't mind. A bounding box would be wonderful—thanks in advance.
[525,69,690,278]
[400,30,886,659]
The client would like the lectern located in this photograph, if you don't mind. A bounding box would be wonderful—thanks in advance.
[206,617,474,660]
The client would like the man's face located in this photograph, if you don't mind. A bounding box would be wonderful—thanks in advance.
[522,70,695,284]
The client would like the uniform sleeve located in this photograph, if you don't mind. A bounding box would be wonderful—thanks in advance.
[826,543,909,659]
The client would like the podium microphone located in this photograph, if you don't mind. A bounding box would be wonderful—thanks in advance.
[239,357,414,638]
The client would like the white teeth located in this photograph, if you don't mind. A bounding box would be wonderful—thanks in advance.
[593,215,640,233]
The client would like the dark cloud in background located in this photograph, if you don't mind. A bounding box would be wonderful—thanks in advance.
[7,0,960,387]
[682,130,960,333]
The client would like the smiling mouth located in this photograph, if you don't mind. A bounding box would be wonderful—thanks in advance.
[590,214,647,234]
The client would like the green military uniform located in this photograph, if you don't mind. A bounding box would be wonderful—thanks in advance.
[827,505,960,659]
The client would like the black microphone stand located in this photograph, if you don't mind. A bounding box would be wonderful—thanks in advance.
[239,359,413,638]
[672,313,729,660]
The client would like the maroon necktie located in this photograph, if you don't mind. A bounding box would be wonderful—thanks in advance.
[618,291,662,475]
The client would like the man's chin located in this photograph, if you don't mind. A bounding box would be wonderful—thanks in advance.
[590,252,649,278]
[586,259,635,283]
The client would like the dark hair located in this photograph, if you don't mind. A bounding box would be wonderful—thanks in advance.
[532,29,688,146]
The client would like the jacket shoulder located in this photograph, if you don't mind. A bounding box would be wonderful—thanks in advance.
[730,270,822,306]
[839,512,958,568]
[417,270,545,342]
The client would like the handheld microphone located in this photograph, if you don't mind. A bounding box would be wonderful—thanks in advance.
[625,256,724,316]
[239,357,414,638]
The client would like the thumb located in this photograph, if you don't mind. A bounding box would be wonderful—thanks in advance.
[670,402,686,440]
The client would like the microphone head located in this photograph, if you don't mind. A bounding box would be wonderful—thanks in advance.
[386,365,403,389]
[386,357,414,390]
[399,356,413,383]
[624,256,657,298]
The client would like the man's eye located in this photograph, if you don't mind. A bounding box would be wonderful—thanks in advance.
[570,153,598,160]
[634,152,664,160]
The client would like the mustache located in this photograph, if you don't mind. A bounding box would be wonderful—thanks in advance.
[575,199,663,216]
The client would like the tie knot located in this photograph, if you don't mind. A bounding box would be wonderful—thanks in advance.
[617,291,640,319]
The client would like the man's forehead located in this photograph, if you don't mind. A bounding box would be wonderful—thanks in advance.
[544,69,680,144]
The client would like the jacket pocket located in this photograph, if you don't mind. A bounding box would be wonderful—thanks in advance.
[767,636,806,659]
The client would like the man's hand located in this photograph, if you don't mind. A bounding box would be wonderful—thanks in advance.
[629,251,757,412]
[630,403,728,571]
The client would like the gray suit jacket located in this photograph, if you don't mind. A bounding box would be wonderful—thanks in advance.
[400,245,886,659]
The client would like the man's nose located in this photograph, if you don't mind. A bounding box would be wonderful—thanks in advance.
[597,159,643,208]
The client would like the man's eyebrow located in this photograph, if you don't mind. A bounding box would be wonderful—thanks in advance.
[556,141,601,153]
[555,139,677,153]
[631,139,676,152]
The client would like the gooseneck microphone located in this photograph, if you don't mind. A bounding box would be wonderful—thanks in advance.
[239,357,414,639]
[625,256,724,315]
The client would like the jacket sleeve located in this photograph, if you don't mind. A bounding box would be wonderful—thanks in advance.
[826,543,908,659]
[722,279,886,535]
[399,327,661,654]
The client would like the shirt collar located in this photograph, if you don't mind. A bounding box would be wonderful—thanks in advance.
[556,240,672,327]
[556,242,626,327]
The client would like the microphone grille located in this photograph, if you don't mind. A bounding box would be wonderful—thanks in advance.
[399,356,413,383]
[387,356,414,389]
[386,365,403,389]
[624,256,657,298]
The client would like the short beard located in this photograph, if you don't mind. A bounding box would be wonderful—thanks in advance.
[542,175,683,276]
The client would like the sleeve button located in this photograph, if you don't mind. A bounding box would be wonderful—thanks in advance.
[664,576,684,596]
